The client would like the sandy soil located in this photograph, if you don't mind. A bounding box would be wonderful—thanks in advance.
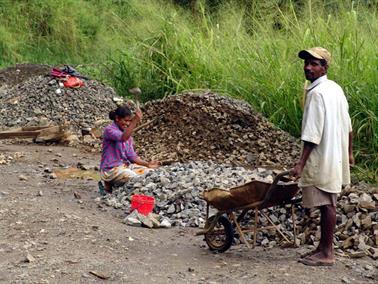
[0,143,376,284]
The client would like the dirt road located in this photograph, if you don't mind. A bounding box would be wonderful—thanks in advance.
[0,143,376,283]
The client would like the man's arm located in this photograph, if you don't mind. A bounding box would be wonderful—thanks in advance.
[292,141,316,179]
[349,131,354,166]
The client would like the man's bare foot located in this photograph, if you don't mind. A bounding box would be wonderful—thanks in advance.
[299,251,335,266]
[300,248,320,258]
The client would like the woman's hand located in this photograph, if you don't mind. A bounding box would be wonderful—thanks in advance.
[147,160,160,169]
[134,109,143,122]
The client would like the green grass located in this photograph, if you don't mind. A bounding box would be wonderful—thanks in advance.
[0,0,377,182]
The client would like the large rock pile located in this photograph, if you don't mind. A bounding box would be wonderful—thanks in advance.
[0,72,118,132]
[0,63,50,88]
[135,92,301,169]
[101,161,378,258]
[1,67,300,169]
[334,185,377,258]
[102,161,272,226]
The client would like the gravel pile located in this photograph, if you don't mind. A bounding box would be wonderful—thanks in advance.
[0,75,118,132]
[1,70,300,169]
[102,161,271,226]
[332,185,377,258]
[101,161,377,258]
[0,152,25,165]
[0,63,50,88]
[135,92,301,169]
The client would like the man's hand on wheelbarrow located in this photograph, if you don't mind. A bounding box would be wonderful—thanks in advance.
[291,162,305,181]
[291,141,316,180]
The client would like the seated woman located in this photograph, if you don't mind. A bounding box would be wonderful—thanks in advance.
[99,105,159,193]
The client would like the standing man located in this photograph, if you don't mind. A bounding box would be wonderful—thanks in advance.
[292,47,353,266]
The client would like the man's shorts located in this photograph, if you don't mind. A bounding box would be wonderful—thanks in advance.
[301,186,337,208]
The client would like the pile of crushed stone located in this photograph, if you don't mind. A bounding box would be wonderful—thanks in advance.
[0,63,50,88]
[0,73,119,132]
[0,64,300,169]
[135,92,301,169]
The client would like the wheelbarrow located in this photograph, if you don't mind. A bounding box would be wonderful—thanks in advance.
[196,170,301,253]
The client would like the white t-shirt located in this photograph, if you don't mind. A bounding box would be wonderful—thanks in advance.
[299,75,352,193]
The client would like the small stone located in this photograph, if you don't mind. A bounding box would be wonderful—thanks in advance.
[261,238,269,246]
[342,204,355,213]
[25,252,36,263]
[89,271,110,280]
[138,214,154,229]
[359,201,376,210]
[368,247,378,260]
[160,219,172,228]
[49,173,57,179]
[123,211,142,227]
[361,216,372,229]
[342,236,355,249]
[348,193,359,204]
[19,175,27,181]
[359,193,373,203]
[167,204,176,214]
[341,277,351,284]
[73,191,81,199]
[147,213,161,228]
[348,251,366,258]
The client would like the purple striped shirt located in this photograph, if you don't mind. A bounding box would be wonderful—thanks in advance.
[100,122,138,171]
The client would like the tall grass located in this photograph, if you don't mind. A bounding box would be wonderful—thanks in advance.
[0,0,377,182]
[0,0,131,65]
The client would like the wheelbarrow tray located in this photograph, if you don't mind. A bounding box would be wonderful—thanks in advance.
[202,179,299,211]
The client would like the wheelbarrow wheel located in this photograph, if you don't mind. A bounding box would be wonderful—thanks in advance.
[205,215,234,253]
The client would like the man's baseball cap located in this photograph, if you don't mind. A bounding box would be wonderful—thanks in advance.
[298,47,331,65]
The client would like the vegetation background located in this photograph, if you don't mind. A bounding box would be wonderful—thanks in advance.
[0,0,377,182]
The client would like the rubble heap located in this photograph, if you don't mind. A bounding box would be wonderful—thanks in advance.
[101,161,378,258]
[0,152,25,165]
[135,92,301,169]
[0,63,50,88]
[0,75,118,132]
[103,161,264,224]
[1,71,300,169]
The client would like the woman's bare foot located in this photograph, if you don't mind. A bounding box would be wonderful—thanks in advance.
[104,181,113,194]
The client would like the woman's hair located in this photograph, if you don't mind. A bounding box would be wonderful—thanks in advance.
[109,105,132,121]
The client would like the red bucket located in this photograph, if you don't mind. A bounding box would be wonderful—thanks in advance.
[130,194,155,216]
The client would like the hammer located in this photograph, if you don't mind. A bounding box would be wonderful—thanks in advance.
[128,87,141,110]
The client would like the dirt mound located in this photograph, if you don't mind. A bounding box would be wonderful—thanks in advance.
[135,92,300,169]
[0,63,50,88]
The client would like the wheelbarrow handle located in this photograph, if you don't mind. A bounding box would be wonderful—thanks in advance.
[271,170,293,187]
[258,169,294,210]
